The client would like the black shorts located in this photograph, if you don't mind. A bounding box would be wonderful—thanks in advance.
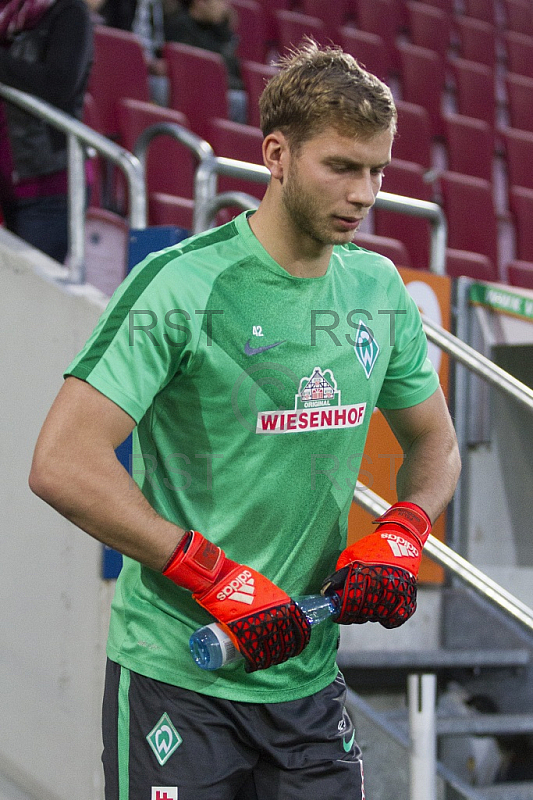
[102,660,365,800]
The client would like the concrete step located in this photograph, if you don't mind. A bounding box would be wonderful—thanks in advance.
[384,709,533,737]
[337,648,531,672]
[476,782,533,800]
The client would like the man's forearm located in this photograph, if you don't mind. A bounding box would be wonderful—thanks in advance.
[395,427,461,523]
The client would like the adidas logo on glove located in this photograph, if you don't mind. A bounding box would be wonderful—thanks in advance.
[217,570,256,604]
[381,533,419,558]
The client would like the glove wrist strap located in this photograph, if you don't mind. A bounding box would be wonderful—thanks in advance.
[163,530,225,593]
[373,502,431,547]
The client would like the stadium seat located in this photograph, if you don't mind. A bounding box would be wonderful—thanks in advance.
[397,42,447,138]
[444,113,494,182]
[454,16,497,68]
[301,0,350,37]
[506,259,533,290]
[502,127,533,192]
[88,26,150,141]
[117,98,196,206]
[254,0,292,50]
[207,117,266,202]
[504,32,533,81]
[84,207,129,296]
[374,158,434,269]
[450,58,496,132]
[354,0,402,72]
[338,26,390,80]
[509,186,533,262]
[462,0,496,25]
[439,171,499,274]
[148,193,195,231]
[354,231,413,267]
[163,42,229,140]
[231,0,269,64]
[502,0,533,37]
[275,10,330,53]
[445,248,497,281]
[393,100,433,170]
[422,0,454,10]
[406,2,452,60]
[241,61,279,129]
[505,73,533,133]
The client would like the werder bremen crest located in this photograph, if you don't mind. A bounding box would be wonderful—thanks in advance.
[147,713,183,765]
[354,320,379,378]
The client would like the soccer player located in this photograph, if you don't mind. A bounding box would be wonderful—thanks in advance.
[29,40,461,800]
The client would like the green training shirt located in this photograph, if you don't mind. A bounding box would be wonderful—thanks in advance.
[66,210,440,702]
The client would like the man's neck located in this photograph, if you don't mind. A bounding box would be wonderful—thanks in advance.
[248,202,333,279]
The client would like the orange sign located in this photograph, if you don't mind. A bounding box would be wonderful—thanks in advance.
[348,267,452,583]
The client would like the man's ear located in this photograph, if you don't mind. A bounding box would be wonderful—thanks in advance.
[262,131,289,181]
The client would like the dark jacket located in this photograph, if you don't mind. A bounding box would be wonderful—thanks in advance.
[0,0,93,181]
[164,10,243,90]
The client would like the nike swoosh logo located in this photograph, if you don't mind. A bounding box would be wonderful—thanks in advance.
[244,340,286,356]
[342,731,355,753]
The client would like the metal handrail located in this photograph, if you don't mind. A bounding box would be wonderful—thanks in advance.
[190,155,448,274]
[353,481,533,634]
[422,313,533,414]
[0,82,147,283]
[132,121,215,234]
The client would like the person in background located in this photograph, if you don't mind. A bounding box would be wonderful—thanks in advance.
[164,0,247,121]
[0,0,93,262]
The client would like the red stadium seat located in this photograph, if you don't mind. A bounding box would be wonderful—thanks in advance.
[231,0,269,64]
[338,26,390,80]
[148,193,195,231]
[506,260,533,290]
[275,10,330,54]
[502,0,533,37]
[301,0,350,37]
[397,42,447,138]
[444,113,494,182]
[394,100,433,170]
[374,158,434,269]
[355,0,403,72]
[502,127,533,192]
[454,16,497,68]
[462,0,496,25]
[354,231,413,267]
[509,186,533,262]
[207,118,266,202]
[84,207,129,295]
[241,61,279,129]
[504,32,533,80]
[406,2,452,60]
[439,171,499,275]
[88,26,150,140]
[163,42,229,140]
[450,58,496,132]
[445,249,497,281]
[505,73,533,133]
[117,98,196,203]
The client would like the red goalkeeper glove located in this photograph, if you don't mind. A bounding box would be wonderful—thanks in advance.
[163,531,311,672]
[321,502,431,629]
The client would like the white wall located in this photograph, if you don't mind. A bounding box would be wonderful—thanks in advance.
[0,230,112,800]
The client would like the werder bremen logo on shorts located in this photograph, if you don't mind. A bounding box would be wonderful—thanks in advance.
[354,320,380,378]
[147,713,183,765]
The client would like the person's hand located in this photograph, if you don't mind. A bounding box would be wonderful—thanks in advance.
[321,502,431,628]
[163,531,311,671]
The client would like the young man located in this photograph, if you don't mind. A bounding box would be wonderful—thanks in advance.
[29,41,461,800]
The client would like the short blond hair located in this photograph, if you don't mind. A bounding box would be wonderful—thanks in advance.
[259,39,397,150]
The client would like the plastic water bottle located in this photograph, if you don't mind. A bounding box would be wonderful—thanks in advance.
[189,593,340,671]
